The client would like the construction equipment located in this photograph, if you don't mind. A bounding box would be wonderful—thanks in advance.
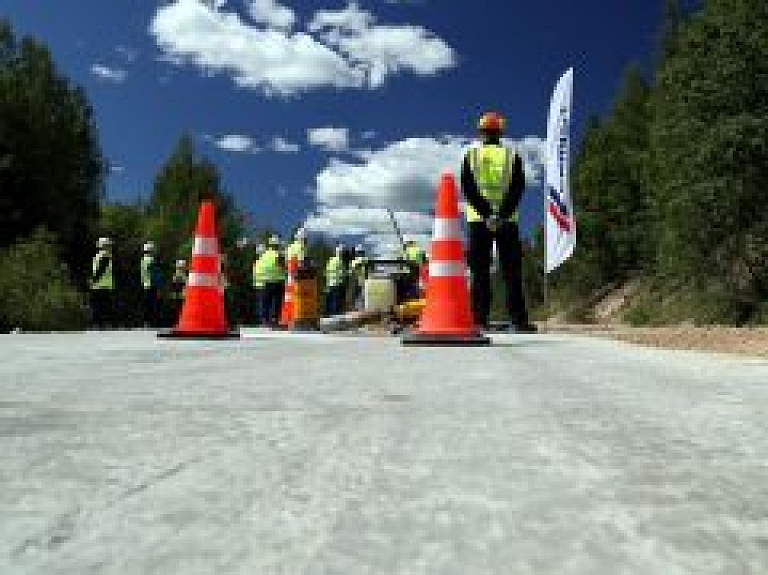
[319,309,384,333]
[386,208,408,255]
[292,265,320,330]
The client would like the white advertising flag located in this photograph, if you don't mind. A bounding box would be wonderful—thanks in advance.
[545,68,575,273]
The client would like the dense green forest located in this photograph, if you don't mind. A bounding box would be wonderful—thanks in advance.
[1,0,766,330]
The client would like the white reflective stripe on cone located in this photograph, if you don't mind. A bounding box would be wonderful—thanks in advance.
[187,272,220,288]
[432,217,462,240]
[428,261,465,277]
[193,237,219,257]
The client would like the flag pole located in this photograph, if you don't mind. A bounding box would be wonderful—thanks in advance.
[542,219,549,324]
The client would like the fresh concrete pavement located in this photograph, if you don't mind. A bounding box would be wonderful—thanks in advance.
[1,329,767,574]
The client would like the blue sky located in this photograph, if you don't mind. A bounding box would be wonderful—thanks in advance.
[5,0,678,253]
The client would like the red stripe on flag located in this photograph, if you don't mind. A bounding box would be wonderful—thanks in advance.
[548,203,571,232]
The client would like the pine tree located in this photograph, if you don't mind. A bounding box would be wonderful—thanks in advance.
[651,0,768,318]
[0,19,105,285]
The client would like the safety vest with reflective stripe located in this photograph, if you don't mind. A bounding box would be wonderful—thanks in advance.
[405,245,426,265]
[252,256,266,289]
[286,240,306,262]
[90,250,114,290]
[465,144,519,223]
[141,254,156,289]
[325,255,345,288]
[260,248,286,282]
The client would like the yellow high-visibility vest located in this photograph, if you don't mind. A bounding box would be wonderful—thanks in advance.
[465,144,519,223]
[325,255,345,288]
[90,250,114,290]
[286,240,306,262]
[260,248,286,282]
[252,256,266,289]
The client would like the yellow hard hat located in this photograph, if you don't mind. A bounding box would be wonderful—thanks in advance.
[477,111,505,134]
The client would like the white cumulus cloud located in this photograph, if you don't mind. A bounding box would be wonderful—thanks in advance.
[210,134,258,152]
[270,136,300,153]
[308,2,373,33]
[247,0,296,31]
[308,2,455,88]
[304,206,433,255]
[90,64,127,83]
[150,0,456,96]
[307,127,349,152]
[151,0,362,96]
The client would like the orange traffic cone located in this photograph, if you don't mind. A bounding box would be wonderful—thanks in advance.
[278,255,298,328]
[402,172,490,346]
[158,200,239,339]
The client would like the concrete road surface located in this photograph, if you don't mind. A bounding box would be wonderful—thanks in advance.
[1,329,767,575]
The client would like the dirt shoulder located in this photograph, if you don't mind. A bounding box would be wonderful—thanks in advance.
[540,323,768,359]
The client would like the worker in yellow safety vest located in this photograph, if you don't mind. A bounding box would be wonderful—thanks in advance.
[401,239,426,300]
[251,243,266,325]
[261,235,286,327]
[324,244,346,316]
[140,241,161,328]
[90,236,115,329]
[286,227,308,267]
[461,111,536,333]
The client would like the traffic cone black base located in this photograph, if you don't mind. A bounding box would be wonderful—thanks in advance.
[401,331,490,346]
[157,329,240,340]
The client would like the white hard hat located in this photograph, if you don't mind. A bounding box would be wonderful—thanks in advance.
[268,234,280,246]
[355,244,365,253]
[143,241,155,252]
[255,243,266,254]
[175,259,186,268]
[236,237,249,249]
[335,244,344,255]
[97,237,112,248]
[296,227,307,241]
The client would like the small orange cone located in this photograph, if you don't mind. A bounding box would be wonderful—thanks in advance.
[278,256,298,328]
[158,200,239,339]
[402,172,490,346]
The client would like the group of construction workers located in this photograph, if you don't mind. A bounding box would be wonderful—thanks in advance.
[88,229,427,330]
[89,111,536,333]
[88,237,192,329]
[250,231,427,326]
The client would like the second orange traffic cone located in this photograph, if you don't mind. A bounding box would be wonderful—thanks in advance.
[158,200,239,339]
[402,172,490,346]
[278,255,298,328]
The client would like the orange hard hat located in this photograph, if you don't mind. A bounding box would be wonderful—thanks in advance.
[477,111,505,133]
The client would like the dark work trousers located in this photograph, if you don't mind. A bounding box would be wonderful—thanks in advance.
[90,289,115,329]
[467,220,529,327]
[325,285,344,317]
[143,287,159,328]
[263,281,285,326]
[253,288,264,326]
[239,285,254,326]
[169,296,184,327]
